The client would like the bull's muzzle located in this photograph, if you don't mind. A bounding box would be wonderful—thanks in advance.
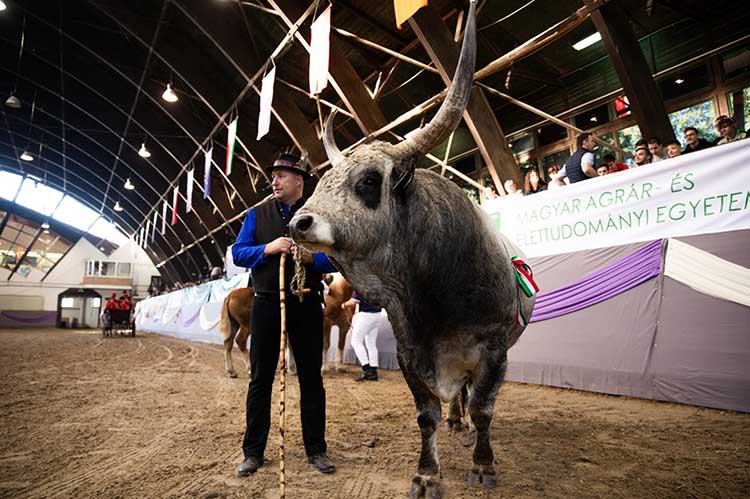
[290,214,313,237]
[290,212,335,252]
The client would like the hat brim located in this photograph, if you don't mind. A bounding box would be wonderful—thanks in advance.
[265,165,310,177]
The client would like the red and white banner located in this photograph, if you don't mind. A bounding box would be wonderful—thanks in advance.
[309,6,331,96]
[171,187,179,226]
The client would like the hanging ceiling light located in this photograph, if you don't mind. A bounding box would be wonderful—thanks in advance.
[124,178,135,190]
[114,201,124,212]
[138,143,151,158]
[0,1,7,12]
[20,151,33,161]
[162,83,178,103]
[5,94,21,109]
[41,221,50,229]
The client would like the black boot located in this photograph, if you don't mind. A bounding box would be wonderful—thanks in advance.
[355,364,370,382]
[366,366,378,381]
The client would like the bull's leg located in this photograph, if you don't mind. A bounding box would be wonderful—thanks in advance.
[466,355,505,489]
[402,370,443,499]
[445,394,463,432]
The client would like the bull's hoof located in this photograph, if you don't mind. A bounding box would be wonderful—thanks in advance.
[445,419,463,432]
[227,371,238,379]
[467,467,481,487]
[467,464,497,489]
[408,474,442,499]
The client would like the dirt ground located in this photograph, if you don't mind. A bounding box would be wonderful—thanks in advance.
[0,328,748,499]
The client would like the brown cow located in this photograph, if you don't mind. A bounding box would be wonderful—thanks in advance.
[218,288,253,378]
[218,287,297,378]
[322,274,354,371]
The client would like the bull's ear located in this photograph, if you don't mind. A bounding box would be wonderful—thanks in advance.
[392,156,417,195]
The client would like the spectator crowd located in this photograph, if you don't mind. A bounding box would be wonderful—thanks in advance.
[485,114,747,200]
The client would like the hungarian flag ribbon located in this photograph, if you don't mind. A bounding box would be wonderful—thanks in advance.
[511,257,539,298]
[501,240,539,327]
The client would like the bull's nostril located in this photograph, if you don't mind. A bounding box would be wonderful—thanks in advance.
[294,215,313,233]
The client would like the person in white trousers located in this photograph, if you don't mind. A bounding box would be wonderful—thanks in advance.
[344,293,383,381]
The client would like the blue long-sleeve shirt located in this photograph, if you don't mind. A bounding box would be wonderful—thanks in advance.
[232,203,336,273]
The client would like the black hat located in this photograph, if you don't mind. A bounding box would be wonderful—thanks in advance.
[265,153,310,177]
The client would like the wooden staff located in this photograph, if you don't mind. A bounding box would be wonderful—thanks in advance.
[278,252,288,499]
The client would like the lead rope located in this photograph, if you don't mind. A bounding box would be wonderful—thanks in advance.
[278,253,288,499]
[290,247,307,303]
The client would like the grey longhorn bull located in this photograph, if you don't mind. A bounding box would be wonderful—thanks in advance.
[290,1,535,497]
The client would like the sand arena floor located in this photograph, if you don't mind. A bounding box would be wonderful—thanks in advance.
[0,328,748,499]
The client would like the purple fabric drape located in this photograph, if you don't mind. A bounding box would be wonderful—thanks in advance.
[180,308,201,327]
[530,239,664,322]
[1,311,58,324]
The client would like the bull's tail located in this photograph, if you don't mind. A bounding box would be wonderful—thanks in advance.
[218,295,234,342]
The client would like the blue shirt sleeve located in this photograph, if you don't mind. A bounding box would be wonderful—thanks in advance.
[312,252,337,273]
[232,208,268,269]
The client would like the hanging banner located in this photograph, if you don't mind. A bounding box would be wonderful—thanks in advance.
[145,221,151,248]
[484,141,750,258]
[309,5,331,96]
[161,200,168,235]
[186,169,194,213]
[203,146,213,199]
[151,210,157,241]
[139,227,146,248]
[257,64,276,140]
[171,186,179,225]
[225,117,238,175]
[394,0,428,29]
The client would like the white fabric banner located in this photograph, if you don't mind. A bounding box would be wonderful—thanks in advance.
[161,200,168,235]
[484,141,750,257]
[664,238,750,308]
[309,5,331,96]
[186,169,194,213]
[257,64,276,140]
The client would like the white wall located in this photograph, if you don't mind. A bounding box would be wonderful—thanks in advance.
[0,237,161,311]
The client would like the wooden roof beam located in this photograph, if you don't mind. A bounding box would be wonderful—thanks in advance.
[585,0,676,143]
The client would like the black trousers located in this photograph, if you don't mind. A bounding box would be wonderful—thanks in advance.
[242,292,327,459]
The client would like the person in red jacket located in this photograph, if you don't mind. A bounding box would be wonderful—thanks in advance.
[105,293,120,311]
[119,291,133,311]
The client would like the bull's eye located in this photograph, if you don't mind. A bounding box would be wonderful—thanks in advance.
[354,170,382,209]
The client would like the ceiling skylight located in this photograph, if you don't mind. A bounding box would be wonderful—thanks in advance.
[0,171,23,200]
[16,178,63,215]
[0,170,128,246]
[53,195,99,232]
[88,217,128,246]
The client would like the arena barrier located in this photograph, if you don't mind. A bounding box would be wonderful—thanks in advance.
[136,141,749,412]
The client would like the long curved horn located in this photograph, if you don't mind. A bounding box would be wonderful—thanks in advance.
[393,0,477,158]
[322,110,345,167]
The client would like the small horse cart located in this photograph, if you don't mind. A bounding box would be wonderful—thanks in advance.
[102,309,136,337]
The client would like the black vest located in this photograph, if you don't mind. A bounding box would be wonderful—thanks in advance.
[251,197,323,295]
[563,147,591,184]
